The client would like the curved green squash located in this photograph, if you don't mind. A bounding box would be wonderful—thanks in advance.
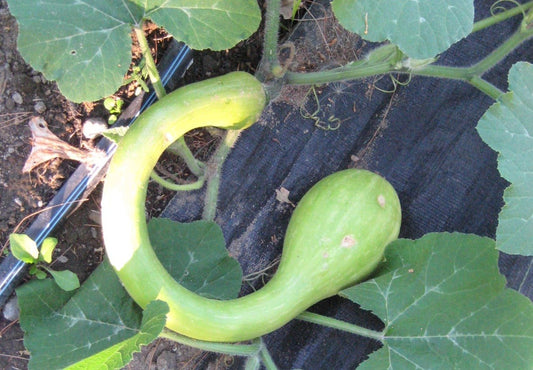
[102,72,401,342]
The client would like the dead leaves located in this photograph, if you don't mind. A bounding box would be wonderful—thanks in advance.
[23,116,104,173]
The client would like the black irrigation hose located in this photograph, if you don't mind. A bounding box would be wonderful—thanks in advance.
[0,41,193,309]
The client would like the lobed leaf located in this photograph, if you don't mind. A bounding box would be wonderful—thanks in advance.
[16,219,242,367]
[477,62,533,256]
[341,233,533,369]
[17,261,167,369]
[148,218,243,300]
[65,301,168,370]
[6,0,260,102]
[331,0,474,59]
[6,0,144,102]
[144,0,261,51]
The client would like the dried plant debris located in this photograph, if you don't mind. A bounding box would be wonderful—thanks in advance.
[23,116,105,173]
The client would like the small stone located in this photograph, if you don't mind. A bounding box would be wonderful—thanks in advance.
[32,75,41,83]
[57,255,68,263]
[34,100,46,114]
[82,117,107,139]
[13,197,23,207]
[12,92,23,104]
[3,295,20,321]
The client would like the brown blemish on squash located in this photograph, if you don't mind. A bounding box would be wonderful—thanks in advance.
[377,194,386,208]
[341,235,357,248]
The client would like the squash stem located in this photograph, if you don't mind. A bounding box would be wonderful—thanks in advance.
[150,171,205,191]
[256,0,282,82]
[297,311,384,341]
[259,338,279,370]
[472,1,533,33]
[133,26,166,99]
[159,328,261,356]
[134,25,205,178]
[203,129,242,221]
[244,355,261,370]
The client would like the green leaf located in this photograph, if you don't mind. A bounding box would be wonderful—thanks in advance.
[341,233,533,369]
[103,97,117,111]
[331,0,474,59]
[66,301,168,370]
[43,267,81,292]
[477,62,533,256]
[39,237,58,263]
[148,218,243,300]
[6,0,260,102]
[17,260,167,369]
[143,0,261,51]
[6,0,144,102]
[9,233,39,263]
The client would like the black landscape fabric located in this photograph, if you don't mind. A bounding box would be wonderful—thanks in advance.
[161,0,533,368]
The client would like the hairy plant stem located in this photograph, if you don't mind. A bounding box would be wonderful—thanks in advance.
[202,130,242,221]
[244,355,261,370]
[134,26,166,99]
[297,311,384,341]
[160,330,278,369]
[472,0,533,32]
[286,17,533,100]
[159,329,261,356]
[150,171,205,191]
[256,0,282,82]
[134,25,204,178]
[410,25,533,99]
[285,61,396,85]
[259,338,278,370]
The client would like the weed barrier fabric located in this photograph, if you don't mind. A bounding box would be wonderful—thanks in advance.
[161,1,532,368]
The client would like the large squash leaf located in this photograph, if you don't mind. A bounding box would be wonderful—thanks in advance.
[17,219,242,368]
[477,62,533,256]
[17,261,168,370]
[331,0,474,59]
[143,0,261,51]
[6,0,260,102]
[341,233,533,369]
[148,218,243,300]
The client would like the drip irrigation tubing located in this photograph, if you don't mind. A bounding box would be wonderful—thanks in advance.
[0,41,193,308]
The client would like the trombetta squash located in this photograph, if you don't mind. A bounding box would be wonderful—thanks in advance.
[101,72,401,342]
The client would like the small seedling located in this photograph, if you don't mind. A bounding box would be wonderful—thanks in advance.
[103,97,124,125]
[9,233,80,291]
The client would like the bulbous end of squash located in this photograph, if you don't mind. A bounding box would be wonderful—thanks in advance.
[275,169,402,300]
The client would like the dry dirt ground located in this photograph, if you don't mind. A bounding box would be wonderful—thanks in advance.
[0,0,264,368]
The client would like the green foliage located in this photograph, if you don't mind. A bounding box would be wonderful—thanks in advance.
[66,301,169,370]
[341,233,533,369]
[477,62,533,256]
[16,220,242,368]
[6,0,261,102]
[9,233,39,263]
[17,261,168,370]
[148,218,243,299]
[103,97,124,125]
[143,0,261,51]
[42,267,80,292]
[10,233,79,290]
[331,0,474,59]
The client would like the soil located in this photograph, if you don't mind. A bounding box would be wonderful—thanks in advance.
[0,0,266,368]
